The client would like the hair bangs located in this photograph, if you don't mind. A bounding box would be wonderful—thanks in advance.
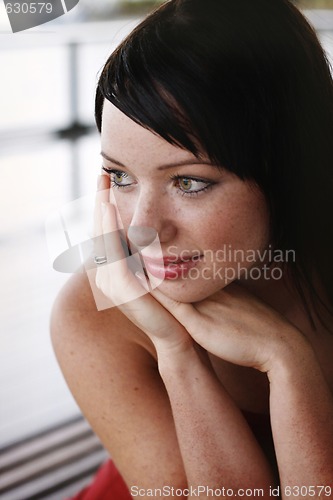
[96,32,201,155]
[95,9,264,182]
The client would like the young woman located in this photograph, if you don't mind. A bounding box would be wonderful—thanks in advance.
[51,0,333,498]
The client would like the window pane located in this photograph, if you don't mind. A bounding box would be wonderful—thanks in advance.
[0,227,78,446]
[0,46,70,132]
[0,140,72,237]
[77,19,139,124]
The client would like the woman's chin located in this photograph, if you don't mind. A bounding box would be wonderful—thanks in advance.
[152,277,227,303]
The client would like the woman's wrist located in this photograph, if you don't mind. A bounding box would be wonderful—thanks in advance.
[155,337,201,379]
[265,329,315,382]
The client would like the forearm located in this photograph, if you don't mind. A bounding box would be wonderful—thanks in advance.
[268,338,333,498]
[156,341,275,497]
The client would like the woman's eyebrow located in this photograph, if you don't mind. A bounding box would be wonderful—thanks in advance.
[100,151,213,170]
[100,151,125,168]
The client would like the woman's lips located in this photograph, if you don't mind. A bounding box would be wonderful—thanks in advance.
[142,255,202,280]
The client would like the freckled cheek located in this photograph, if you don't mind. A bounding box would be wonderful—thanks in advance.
[198,219,237,250]
[110,194,135,228]
[197,201,270,254]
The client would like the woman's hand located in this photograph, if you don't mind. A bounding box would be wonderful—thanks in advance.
[93,174,192,353]
[150,283,307,372]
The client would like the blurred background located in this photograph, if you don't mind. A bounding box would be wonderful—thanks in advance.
[0,0,332,498]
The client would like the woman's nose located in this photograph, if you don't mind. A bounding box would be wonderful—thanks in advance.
[127,226,158,248]
[127,194,176,248]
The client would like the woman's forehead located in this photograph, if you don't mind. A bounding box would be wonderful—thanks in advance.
[101,100,202,169]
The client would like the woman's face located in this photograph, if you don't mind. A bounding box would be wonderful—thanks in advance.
[100,101,270,302]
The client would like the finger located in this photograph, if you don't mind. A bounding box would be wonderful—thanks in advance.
[93,175,110,260]
[149,287,194,327]
[102,202,128,267]
[94,175,110,237]
[102,202,151,281]
[98,173,109,192]
[135,271,150,293]
[97,202,153,307]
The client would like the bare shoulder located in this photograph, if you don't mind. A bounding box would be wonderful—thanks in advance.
[51,271,156,355]
[50,272,185,489]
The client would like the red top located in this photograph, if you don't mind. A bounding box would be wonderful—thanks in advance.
[69,460,131,500]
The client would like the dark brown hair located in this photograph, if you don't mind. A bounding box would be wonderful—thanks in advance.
[96,0,333,328]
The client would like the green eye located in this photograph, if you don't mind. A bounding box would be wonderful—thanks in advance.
[110,170,133,187]
[114,172,126,184]
[175,176,212,196]
[179,178,193,191]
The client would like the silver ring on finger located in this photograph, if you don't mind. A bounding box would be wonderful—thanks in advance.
[94,255,108,265]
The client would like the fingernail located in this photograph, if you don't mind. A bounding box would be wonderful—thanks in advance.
[101,202,107,215]
[135,271,144,281]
